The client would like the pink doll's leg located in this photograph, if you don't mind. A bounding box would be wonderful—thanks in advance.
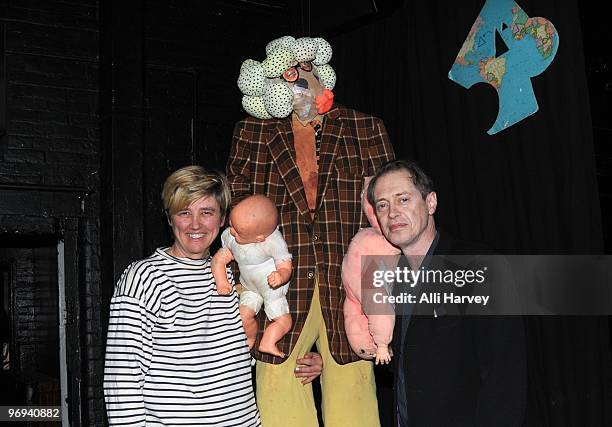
[258,313,292,358]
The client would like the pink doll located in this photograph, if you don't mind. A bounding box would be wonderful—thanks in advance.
[342,178,401,364]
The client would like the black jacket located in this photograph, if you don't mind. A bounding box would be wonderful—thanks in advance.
[393,230,526,426]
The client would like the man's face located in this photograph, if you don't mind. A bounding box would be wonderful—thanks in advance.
[372,169,437,252]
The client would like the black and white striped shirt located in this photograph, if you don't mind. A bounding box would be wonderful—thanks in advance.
[104,248,261,426]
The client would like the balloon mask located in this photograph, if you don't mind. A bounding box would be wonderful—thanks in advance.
[237,36,336,120]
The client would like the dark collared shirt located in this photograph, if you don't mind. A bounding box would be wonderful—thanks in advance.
[396,231,439,427]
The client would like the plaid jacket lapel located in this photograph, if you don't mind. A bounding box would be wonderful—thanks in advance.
[266,120,311,218]
[315,111,342,213]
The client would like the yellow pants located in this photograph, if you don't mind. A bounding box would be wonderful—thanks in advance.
[256,285,380,427]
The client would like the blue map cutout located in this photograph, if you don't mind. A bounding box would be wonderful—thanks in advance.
[448,0,559,135]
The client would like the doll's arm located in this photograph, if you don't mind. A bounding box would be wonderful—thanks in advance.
[267,259,292,288]
[342,236,377,359]
[343,288,377,359]
[360,258,394,364]
[212,248,235,295]
[367,251,397,364]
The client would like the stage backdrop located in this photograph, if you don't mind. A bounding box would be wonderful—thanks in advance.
[318,0,609,425]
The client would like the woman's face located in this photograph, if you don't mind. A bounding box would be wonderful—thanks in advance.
[169,195,224,259]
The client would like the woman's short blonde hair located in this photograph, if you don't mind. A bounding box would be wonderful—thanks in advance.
[162,166,231,218]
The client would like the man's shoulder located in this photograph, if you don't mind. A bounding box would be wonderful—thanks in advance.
[434,230,492,255]
[332,104,382,123]
[235,115,283,130]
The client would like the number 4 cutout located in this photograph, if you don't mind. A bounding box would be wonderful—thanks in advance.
[448,0,559,135]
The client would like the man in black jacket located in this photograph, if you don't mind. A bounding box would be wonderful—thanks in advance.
[367,159,526,426]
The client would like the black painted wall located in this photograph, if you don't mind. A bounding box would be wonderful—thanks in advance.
[579,4,612,252]
[1,0,609,425]
[100,0,291,285]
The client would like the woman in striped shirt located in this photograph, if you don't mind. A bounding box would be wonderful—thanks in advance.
[103,166,261,426]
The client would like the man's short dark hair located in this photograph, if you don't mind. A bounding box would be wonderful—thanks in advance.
[367,159,435,207]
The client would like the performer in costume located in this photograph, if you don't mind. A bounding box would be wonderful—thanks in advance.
[228,35,395,426]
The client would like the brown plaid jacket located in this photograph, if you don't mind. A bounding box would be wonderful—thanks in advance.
[227,104,395,364]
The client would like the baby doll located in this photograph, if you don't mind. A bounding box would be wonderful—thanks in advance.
[342,178,401,364]
[212,195,292,358]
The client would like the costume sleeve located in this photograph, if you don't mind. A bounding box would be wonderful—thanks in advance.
[367,118,395,174]
[361,118,395,228]
[227,121,254,207]
[104,265,157,426]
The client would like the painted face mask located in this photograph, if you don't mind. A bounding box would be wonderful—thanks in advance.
[291,79,317,121]
[291,67,332,121]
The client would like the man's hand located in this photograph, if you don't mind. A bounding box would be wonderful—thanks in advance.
[294,352,323,385]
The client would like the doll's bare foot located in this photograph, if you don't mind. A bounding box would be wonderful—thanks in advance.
[258,314,292,358]
[258,342,285,358]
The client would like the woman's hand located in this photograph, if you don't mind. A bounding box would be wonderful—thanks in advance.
[294,352,323,385]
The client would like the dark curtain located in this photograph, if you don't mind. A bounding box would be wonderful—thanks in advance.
[322,0,610,425]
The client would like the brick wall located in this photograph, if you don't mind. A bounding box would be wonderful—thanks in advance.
[3,243,61,407]
[0,0,101,424]
[0,0,99,187]
[0,245,56,376]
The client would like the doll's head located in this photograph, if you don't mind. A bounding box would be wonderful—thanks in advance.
[237,36,336,121]
[229,195,278,244]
